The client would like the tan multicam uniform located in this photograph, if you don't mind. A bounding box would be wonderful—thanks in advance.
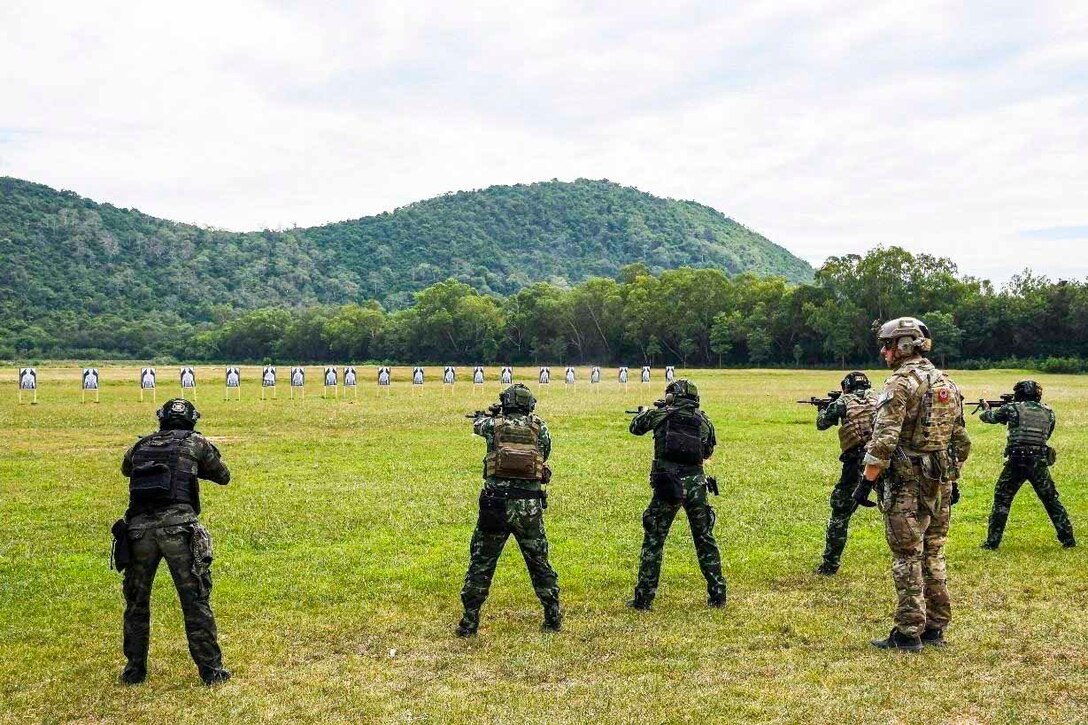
[863,355,971,637]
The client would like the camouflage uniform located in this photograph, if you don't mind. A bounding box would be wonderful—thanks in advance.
[816,389,878,572]
[629,400,726,605]
[864,356,971,638]
[120,430,230,683]
[980,401,1075,547]
[459,412,558,632]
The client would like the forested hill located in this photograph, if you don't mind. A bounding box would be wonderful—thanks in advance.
[305,180,813,303]
[0,177,811,326]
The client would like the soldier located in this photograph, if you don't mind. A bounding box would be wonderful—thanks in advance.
[854,317,971,651]
[979,380,1075,549]
[457,384,560,636]
[814,371,879,575]
[114,398,232,684]
[627,379,726,610]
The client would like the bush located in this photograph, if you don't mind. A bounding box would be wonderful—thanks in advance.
[1038,357,1085,374]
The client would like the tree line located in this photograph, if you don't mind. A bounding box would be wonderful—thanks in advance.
[6,246,1088,371]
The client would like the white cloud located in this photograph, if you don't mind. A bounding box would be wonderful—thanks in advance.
[1,0,1086,283]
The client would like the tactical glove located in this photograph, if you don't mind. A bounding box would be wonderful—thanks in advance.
[852,480,877,508]
[950,482,960,506]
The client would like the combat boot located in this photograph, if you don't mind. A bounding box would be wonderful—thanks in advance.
[1061,537,1076,548]
[200,667,231,686]
[707,592,726,608]
[542,604,562,632]
[120,663,146,685]
[626,595,652,611]
[455,609,479,637]
[920,628,945,647]
[870,628,923,652]
[814,562,839,576]
[980,541,999,550]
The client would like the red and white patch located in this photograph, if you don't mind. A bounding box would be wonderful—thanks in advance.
[937,388,951,403]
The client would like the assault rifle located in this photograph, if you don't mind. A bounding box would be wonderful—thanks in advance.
[465,403,502,419]
[969,393,1014,415]
[625,399,667,415]
[796,391,842,410]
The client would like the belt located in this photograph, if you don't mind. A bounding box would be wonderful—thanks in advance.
[483,487,543,500]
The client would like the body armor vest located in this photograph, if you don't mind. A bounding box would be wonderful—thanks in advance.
[654,407,705,466]
[128,430,200,513]
[485,416,545,480]
[839,392,877,452]
[1008,403,1052,448]
[903,368,961,452]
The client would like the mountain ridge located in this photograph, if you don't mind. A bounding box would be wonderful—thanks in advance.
[0,176,813,325]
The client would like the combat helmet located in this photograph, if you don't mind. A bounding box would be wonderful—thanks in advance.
[841,371,871,393]
[157,398,200,429]
[1013,380,1043,402]
[876,316,933,356]
[665,378,699,403]
[500,383,536,414]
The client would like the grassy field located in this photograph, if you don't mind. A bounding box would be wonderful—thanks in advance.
[1,365,1086,724]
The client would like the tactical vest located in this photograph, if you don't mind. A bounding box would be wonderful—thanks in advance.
[654,407,705,466]
[1008,402,1052,448]
[903,368,961,452]
[839,393,877,452]
[128,430,200,513]
[485,416,545,481]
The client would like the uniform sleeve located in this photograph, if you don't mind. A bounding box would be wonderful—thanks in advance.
[121,443,137,476]
[629,407,667,436]
[863,379,909,468]
[473,415,495,439]
[816,398,845,430]
[979,405,1011,425]
[538,419,552,461]
[196,437,231,485]
[702,414,716,460]
[1048,408,1056,437]
[950,417,972,463]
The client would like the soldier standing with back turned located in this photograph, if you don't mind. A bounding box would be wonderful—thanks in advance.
[113,398,231,685]
[456,384,560,636]
[814,371,878,575]
[627,379,727,610]
[979,380,1075,549]
[853,318,971,651]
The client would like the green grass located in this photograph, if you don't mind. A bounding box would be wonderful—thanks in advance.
[1,366,1086,724]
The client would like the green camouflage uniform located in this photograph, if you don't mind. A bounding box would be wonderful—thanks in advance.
[980,401,1074,547]
[863,356,971,638]
[459,412,558,631]
[630,400,726,604]
[816,390,878,571]
[120,431,230,682]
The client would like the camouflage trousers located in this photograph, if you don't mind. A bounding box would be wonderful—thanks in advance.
[821,456,864,571]
[634,475,726,603]
[123,513,223,679]
[460,494,559,628]
[879,461,952,638]
[985,458,1075,546]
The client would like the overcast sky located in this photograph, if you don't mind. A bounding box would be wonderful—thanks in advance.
[2,1,1086,283]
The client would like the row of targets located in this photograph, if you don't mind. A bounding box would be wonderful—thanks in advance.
[14,365,678,404]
